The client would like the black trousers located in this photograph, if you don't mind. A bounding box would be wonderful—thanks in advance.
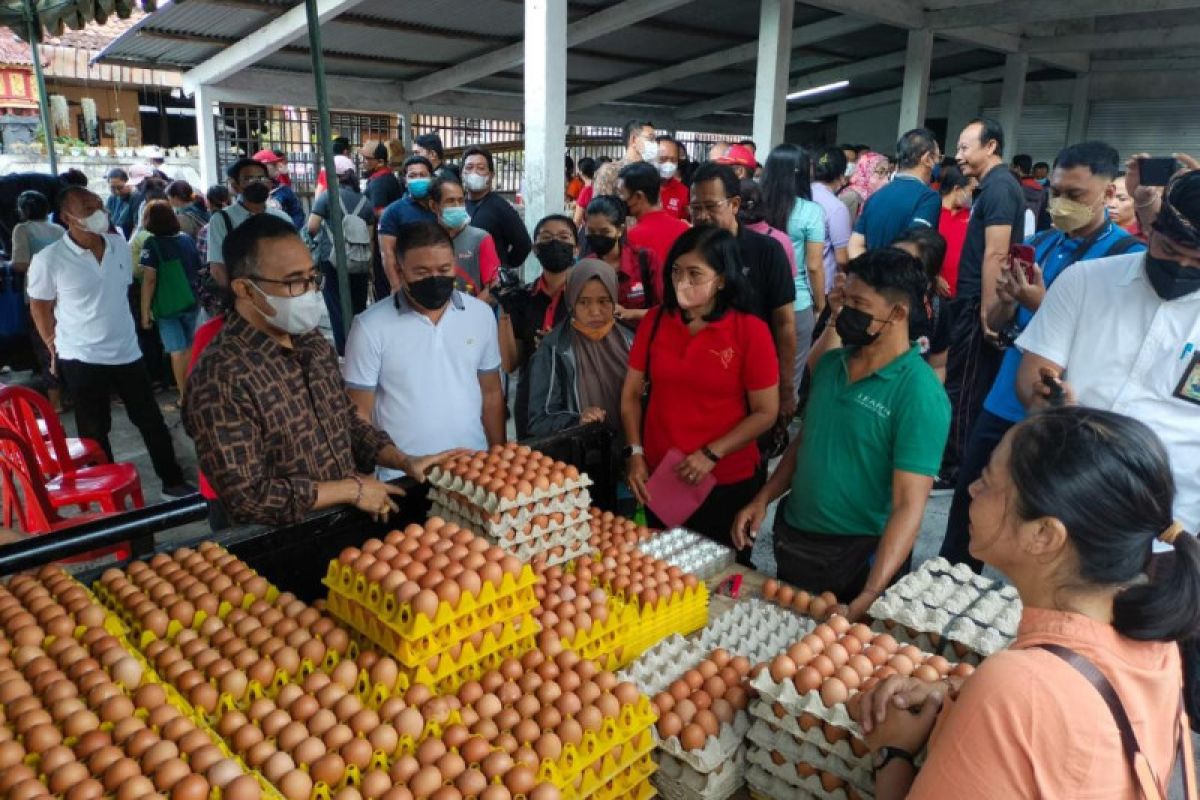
[57,358,184,487]
[939,410,1014,572]
[646,475,762,567]
[774,512,912,601]
[942,297,1004,480]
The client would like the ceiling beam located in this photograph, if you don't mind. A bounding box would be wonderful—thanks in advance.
[182,0,369,92]
[400,0,693,101]
[675,53,846,119]
[785,66,1004,123]
[1091,56,1200,72]
[928,0,1200,30]
[1023,25,1200,52]
[566,15,871,112]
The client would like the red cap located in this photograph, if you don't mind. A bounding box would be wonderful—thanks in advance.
[716,143,758,169]
[251,148,283,164]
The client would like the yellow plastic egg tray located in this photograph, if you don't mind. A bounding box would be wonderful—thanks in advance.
[322,558,538,640]
[538,696,657,789]
[549,596,637,671]
[569,752,658,800]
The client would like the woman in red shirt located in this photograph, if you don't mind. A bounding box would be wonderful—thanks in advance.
[621,225,779,563]
[936,165,975,296]
[583,194,661,327]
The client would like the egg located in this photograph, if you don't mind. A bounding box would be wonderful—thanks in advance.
[153,757,191,791]
[206,758,243,788]
[679,723,707,751]
[819,677,849,707]
[224,775,262,800]
[278,770,313,800]
[310,753,346,786]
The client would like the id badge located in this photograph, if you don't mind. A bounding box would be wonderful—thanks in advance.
[1174,352,1200,407]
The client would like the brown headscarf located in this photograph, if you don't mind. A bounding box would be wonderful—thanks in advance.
[566,260,629,430]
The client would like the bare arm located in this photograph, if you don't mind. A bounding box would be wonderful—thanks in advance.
[709,384,778,460]
[980,224,1013,336]
[848,231,867,260]
[770,304,797,415]
[379,233,400,291]
[846,470,933,619]
[927,350,947,384]
[305,213,323,237]
[479,370,507,446]
[1015,350,1071,411]
[139,269,157,329]
[805,241,826,314]
[498,312,520,374]
[347,387,375,425]
[834,246,849,272]
[620,367,651,506]
[731,430,803,549]
[29,299,55,351]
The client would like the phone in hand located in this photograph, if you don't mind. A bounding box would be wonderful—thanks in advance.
[1041,371,1066,407]
[1009,243,1036,283]
[1138,157,1178,187]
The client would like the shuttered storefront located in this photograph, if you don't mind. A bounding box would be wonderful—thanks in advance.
[1086,99,1200,161]
[982,105,1070,165]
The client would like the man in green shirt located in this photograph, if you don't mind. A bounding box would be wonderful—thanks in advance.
[734,248,950,621]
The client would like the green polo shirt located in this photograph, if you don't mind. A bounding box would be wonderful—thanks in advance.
[783,345,950,536]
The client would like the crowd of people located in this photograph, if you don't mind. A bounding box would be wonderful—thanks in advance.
[4,111,1200,795]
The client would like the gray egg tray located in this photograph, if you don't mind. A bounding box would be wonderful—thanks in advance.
[428,488,592,527]
[749,667,857,729]
[867,620,985,665]
[427,466,593,512]
[654,746,746,800]
[655,709,754,774]
[746,699,866,763]
[746,717,872,795]
[745,758,872,800]
[639,528,736,580]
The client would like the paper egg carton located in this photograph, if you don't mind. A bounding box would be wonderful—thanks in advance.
[868,556,1019,656]
[639,528,736,580]
[746,700,867,764]
[427,467,593,512]
[745,758,872,800]
[748,666,857,729]
[867,620,985,664]
[430,491,591,534]
[654,746,746,800]
[746,717,872,794]
[655,708,753,774]
[432,502,591,553]
[523,536,593,568]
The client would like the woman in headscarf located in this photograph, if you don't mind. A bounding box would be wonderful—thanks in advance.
[840,151,890,225]
[525,259,634,439]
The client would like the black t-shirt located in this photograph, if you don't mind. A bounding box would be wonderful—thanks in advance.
[909,292,950,357]
[363,170,403,212]
[735,225,796,322]
[956,164,1025,300]
[506,281,570,438]
[466,191,532,268]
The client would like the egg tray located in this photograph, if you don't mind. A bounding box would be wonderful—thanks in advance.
[653,746,746,800]
[527,537,596,569]
[618,585,710,666]
[429,502,592,552]
[654,708,752,774]
[745,716,872,795]
[548,724,658,800]
[426,464,593,513]
[322,558,538,641]
[637,529,736,582]
[538,696,658,789]
[868,619,985,665]
[746,699,869,765]
[745,759,870,800]
[323,577,539,666]
[747,667,857,730]
[429,491,592,535]
[545,595,636,671]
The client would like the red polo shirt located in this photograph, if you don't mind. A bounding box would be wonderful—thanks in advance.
[629,307,778,485]
[660,178,690,221]
[628,209,690,271]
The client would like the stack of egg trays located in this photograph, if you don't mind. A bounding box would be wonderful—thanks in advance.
[654,747,747,800]
[430,498,592,566]
[425,463,594,513]
[535,695,659,800]
[745,711,873,798]
[745,761,870,800]
[638,528,736,581]
[868,556,1019,658]
[618,580,709,665]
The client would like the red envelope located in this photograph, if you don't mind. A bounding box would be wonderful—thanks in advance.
[645,448,717,529]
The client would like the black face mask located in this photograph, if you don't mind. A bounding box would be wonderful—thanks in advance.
[534,240,575,274]
[406,275,455,310]
[241,181,271,204]
[835,305,893,347]
[586,234,618,258]
[1145,253,1200,301]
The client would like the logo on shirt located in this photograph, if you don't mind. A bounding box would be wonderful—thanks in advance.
[853,393,892,419]
[710,347,734,369]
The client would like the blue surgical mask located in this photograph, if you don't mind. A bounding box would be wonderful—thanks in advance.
[931,163,942,182]
[441,207,470,229]
[408,178,431,199]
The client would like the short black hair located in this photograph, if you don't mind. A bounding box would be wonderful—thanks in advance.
[1053,141,1121,180]
[1011,154,1033,174]
[812,146,847,183]
[937,163,971,195]
[332,137,351,156]
[166,180,194,201]
[56,185,94,212]
[462,145,494,174]
[60,169,88,187]
[206,185,231,207]
[690,161,739,200]
[394,221,453,261]
[896,128,939,169]
[533,214,579,245]
[225,157,267,183]
[578,157,597,180]
[223,213,300,280]
[430,173,463,202]
[401,155,434,175]
[106,167,129,181]
[854,144,872,155]
[585,195,628,230]
[1033,161,1050,172]
[736,179,767,226]
[967,116,1005,157]
[661,225,756,322]
[414,133,445,160]
[845,247,928,311]
[618,161,661,205]
[656,134,677,148]
[622,119,653,147]
[739,139,756,150]
[17,190,50,222]
[892,225,947,283]
[365,141,388,160]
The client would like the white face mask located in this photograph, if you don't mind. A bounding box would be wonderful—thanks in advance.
[658,162,678,180]
[463,173,489,193]
[639,139,659,162]
[76,209,109,235]
[844,161,857,178]
[250,282,325,335]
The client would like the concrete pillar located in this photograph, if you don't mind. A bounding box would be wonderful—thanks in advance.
[523,0,567,279]
[946,82,983,147]
[897,29,934,135]
[1067,73,1091,143]
[398,102,414,151]
[752,0,795,152]
[998,53,1029,157]
[194,85,219,189]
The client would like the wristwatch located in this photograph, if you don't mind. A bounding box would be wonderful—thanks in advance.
[873,746,916,774]
[622,445,644,458]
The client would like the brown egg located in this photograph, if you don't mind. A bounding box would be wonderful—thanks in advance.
[189,744,224,774]
[48,761,90,795]
[65,778,105,800]
[694,709,720,737]
[262,751,296,784]
[913,664,941,683]
[278,770,313,800]
[408,766,442,798]
[679,723,707,751]
[769,655,797,683]
[310,753,346,787]
[116,776,156,800]
[153,757,191,792]
[504,764,537,796]
[205,758,243,788]
[103,757,142,792]
[819,677,849,707]
[224,775,262,800]
[292,736,325,766]
[656,711,682,739]
[24,723,62,753]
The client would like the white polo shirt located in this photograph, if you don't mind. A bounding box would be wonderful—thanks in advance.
[1017,252,1200,547]
[343,289,501,480]
[26,232,142,366]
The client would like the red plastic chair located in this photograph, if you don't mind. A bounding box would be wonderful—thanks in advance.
[0,385,107,478]
[0,387,144,515]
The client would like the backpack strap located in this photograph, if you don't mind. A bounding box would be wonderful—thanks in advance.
[636,247,656,307]
[353,194,368,217]
[1104,235,1143,257]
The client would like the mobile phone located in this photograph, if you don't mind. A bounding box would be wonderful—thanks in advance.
[1138,157,1178,187]
[1009,243,1036,283]
[1041,371,1065,407]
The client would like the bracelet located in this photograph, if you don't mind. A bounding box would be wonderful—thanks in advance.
[350,475,364,505]
[701,446,721,463]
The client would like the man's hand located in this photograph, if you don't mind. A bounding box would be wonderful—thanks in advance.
[827,273,847,317]
[627,454,650,506]
[779,386,798,421]
[843,591,876,623]
[1127,152,1200,201]
[997,259,1044,312]
[580,407,607,425]
[353,478,407,522]
[731,498,767,550]
[1030,365,1076,409]
[675,450,717,486]
[140,315,153,330]
[934,276,952,299]
[404,449,468,482]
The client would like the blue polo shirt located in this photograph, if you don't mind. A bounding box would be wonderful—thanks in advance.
[853,174,941,249]
[983,221,1145,422]
[378,195,436,236]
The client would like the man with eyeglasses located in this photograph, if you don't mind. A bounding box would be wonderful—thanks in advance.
[184,214,454,528]
[204,157,295,291]
[689,162,798,420]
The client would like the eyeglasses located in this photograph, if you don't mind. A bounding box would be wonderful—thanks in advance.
[252,272,324,297]
[687,198,730,215]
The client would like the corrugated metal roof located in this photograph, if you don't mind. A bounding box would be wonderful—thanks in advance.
[0,0,160,40]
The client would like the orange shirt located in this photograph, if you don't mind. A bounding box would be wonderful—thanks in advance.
[911,608,1184,799]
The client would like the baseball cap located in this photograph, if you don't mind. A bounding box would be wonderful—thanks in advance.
[127,163,153,188]
[717,143,759,169]
[252,148,283,165]
[334,155,356,175]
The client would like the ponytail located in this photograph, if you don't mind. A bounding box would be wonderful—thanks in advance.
[1113,525,1200,643]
